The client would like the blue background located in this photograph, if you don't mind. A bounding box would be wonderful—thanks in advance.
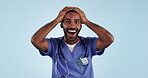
[1,0,148,78]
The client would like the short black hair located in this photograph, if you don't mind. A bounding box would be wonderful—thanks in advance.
[66,10,78,13]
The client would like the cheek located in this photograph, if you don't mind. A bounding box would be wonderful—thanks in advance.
[77,25,82,30]
[62,23,68,28]
[62,26,68,32]
[63,28,67,32]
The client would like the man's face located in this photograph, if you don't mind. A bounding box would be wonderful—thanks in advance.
[62,12,82,42]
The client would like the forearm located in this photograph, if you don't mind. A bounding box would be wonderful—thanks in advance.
[72,7,113,42]
[85,20,114,43]
[31,19,59,43]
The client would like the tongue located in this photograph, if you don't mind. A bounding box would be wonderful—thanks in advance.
[69,32,75,37]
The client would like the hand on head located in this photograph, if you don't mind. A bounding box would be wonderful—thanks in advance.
[56,6,88,24]
[56,7,73,23]
[72,7,88,24]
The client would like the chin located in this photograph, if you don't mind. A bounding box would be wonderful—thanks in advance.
[68,36,77,41]
[65,35,78,42]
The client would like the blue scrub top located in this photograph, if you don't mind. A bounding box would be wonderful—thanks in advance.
[39,36,105,78]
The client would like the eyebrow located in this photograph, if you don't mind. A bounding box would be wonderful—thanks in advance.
[65,18,71,20]
[75,19,80,21]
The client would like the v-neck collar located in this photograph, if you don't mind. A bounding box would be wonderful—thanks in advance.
[60,38,85,61]
[64,40,80,52]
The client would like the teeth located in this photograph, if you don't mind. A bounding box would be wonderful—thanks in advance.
[68,30,76,32]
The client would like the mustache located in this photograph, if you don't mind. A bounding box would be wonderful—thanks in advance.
[66,28,78,31]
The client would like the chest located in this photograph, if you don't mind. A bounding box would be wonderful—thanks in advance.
[55,42,91,62]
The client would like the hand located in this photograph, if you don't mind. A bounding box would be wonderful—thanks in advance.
[55,7,73,23]
[72,7,88,24]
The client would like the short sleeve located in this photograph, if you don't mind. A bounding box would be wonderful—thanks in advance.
[39,38,52,56]
[96,49,105,55]
[90,37,105,56]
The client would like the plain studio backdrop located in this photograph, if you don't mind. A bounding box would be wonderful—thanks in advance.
[0,0,148,78]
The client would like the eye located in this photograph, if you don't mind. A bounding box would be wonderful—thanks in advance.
[75,21,80,24]
[65,21,71,23]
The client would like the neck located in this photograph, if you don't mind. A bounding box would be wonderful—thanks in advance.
[64,37,80,45]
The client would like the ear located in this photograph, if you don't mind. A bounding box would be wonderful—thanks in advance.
[60,23,63,28]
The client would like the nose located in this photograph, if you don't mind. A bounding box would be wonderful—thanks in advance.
[69,22,76,28]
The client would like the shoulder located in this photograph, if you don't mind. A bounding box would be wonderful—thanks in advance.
[45,37,63,44]
[79,36,99,41]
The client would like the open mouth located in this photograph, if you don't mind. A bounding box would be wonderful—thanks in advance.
[67,30,77,37]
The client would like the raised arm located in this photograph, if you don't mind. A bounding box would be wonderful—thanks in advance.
[31,7,73,52]
[73,7,114,50]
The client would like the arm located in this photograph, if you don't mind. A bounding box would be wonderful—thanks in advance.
[85,21,114,50]
[31,7,73,52]
[73,7,114,50]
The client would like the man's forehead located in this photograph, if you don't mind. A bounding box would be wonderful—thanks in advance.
[64,18,80,21]
[64,12,80,18]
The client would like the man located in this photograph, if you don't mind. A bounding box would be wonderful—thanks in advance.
[31,7,114,78]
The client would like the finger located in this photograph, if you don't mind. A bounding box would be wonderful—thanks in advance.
[72,7,77,11]
[73,7,84,15]
[66,7,73,12]
[73,7,81,11]
[62,7,73,12]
